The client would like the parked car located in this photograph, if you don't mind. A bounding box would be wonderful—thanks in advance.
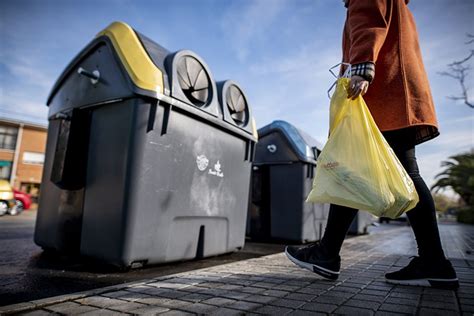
[0,180,15,216]
[11,189,32,215]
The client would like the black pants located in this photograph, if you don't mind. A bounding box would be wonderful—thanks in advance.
[320,128,446,261]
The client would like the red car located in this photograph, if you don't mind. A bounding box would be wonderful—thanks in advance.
[11,189,32,214]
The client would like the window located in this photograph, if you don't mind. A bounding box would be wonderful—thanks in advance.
[0,160,12,180]
[23,152,45,165]
[0,125,18,150]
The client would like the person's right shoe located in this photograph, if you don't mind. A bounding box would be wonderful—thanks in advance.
[385,256,459,290]
[285,241,341,280]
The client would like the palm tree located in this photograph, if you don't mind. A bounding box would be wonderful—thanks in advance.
[431,150,474,206]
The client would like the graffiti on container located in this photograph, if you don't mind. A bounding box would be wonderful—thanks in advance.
[196,155,209,171]
[196,155,224,178]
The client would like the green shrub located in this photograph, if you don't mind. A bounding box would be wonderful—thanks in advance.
[457,207,474,224]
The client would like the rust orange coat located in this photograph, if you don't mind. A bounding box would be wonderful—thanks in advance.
[343,0,439,144]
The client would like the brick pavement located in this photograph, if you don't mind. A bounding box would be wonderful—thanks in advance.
[1,223,473,315]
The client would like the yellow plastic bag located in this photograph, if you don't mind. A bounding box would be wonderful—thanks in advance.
[306,78,419,218]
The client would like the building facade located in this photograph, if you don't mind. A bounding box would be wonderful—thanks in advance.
[0,117,47,202]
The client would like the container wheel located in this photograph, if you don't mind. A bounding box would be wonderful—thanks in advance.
[8,200,24,216]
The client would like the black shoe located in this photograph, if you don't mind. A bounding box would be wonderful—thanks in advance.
[285,242,340,280]
[385,256,459,290]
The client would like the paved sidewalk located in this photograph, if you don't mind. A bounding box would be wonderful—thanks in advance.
[1,223,473,315]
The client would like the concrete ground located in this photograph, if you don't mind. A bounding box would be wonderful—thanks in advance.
[1,220,473,315]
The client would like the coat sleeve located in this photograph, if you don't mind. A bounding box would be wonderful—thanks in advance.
[347,0,392,64]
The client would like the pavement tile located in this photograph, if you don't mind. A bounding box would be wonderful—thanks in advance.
[238,286,266,294]
[226,301,263,312]
[112,291,153,302]
[334,305,374,315]
[418,308,460,316]
[252,282,282,289]
[374,312,410,316]
[20,311,57,316]
[386,292,420,300]
[322,290,355,299]
[391,286,423,294]
[195,281,226,289]
[130,305,170,315]
[359,289,389,297]
[43,301,96,314]
[273,284,304,291]
[268,298,306,309]
[460,304,474,313]
[79,308,129,315]
[287,310,326,316]
[146,281,191,290]
[208,307,246,315]
[384,297,418,306]
[331,285,361,294]
[421,293,456,303]
[378,303,417,314]
[241,294,276,304]
[339,282,366,290]
[134,296,174,306]
[201,297,237,306]
[459,297,474,306]
[74,296,124,308]
[101,290,132,298]
[218,284,244,291]
[343,298,381,311]
[312,294,347,305]
[420,299,458,311]
[254,305,293,315]
[108,301,149,312]
[180,292,214,303]
[299,302,338,313]
[153,299,194,309]
[159,310,195,316]
[177,302,219,314]
[217,291,251,300]
[283,292,317,302]
[295,287,327,296]
[365,284,393,291]
[128,287,166,296]
[261,289,290,297]
[351,294,386,303]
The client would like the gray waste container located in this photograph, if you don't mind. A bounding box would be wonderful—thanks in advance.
[35,21,258,268]
[248,120,329,242]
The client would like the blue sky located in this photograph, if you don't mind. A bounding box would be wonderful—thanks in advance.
[0,0,473,193]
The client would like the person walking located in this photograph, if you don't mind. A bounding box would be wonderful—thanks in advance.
[285,0,459,289]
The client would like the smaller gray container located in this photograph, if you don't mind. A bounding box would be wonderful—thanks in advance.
[348,211,375,235]
[249,120,329,243]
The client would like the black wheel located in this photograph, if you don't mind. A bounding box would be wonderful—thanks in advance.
[0,201,8,216]
[8,200,24,216]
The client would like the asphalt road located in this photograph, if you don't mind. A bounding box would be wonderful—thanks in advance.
[0,209,406,307]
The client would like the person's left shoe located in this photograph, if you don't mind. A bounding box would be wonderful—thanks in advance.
[285,242,340,280]
[385,256,459,290]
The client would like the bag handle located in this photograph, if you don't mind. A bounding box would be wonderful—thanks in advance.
[327,62,352,98]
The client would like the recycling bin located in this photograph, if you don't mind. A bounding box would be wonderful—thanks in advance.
[348,211,375,235]
[35,21,258,268]
[248,120,329,242]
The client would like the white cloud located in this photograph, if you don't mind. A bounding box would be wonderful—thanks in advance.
[220,0,287,62]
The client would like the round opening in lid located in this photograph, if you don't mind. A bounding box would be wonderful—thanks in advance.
[176,56,211,107]
[226,84,248,126]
